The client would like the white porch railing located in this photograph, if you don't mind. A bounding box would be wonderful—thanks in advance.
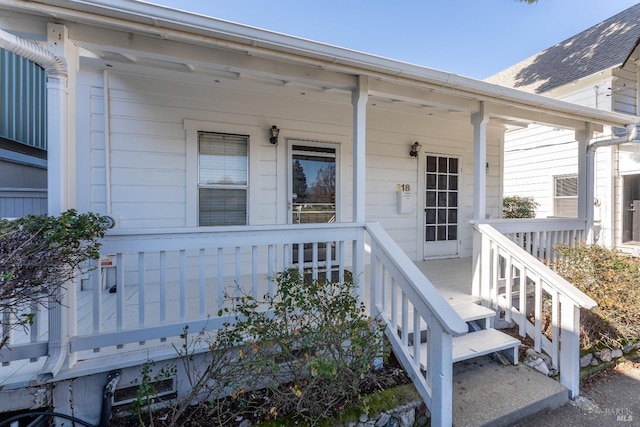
[484,218,587,261]
[366,223,468,427]
[1,222,466,426]
[472,222,596,397]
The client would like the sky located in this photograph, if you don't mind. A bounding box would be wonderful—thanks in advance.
[145,0,640,80]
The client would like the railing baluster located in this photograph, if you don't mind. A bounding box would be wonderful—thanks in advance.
[550,289,559,370]
[534,277,542,353]
[268,245,275,297]
[519,266,527,337]
[338,240,345,284]
[159,251,166,326]
[199,249,205,319]
[401,292,409,346]
[391,276,397,330]
[180,250,186,322]
[491,242,499,309]
[504,254,513,323]
[235,247,241,291]
[116,253,124,331]
[138,252,146,345]
[92,259,102,338]
[217,247,224,311]
[325,241,332,281]
[252,246,258,298]
[297,242,304,277]
[311,242,318,281]
[412,307,420,363]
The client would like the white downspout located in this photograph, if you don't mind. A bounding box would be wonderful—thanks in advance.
[0,26,73,382]
[0,28,67,76]
[587,123,637,153]
[585,124,638,243]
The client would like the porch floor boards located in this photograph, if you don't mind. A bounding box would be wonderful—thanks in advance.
[1,257,474,389]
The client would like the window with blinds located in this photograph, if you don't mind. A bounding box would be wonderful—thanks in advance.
[553,175,578,217]
[198,132,248,226]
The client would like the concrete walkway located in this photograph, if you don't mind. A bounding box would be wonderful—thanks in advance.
[515,359,640,427]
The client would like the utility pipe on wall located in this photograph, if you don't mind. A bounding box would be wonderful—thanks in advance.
[103,69,112,215]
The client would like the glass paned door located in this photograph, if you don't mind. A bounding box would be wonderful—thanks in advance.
[289,144,338,267]
[290,145,336,224]
[424,155,459,258]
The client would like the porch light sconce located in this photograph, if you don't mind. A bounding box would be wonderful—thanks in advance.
[409,141,422,158]
[270,125,280,145]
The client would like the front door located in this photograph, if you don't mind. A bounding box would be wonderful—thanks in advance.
[622,174,640,243]
[424,154,459,258]
[288,142,338,266]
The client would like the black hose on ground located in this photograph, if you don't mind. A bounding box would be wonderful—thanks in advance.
[0,411,96,427]
[99,370,122,427]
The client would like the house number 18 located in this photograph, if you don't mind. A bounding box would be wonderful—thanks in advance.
[397,184,411,191]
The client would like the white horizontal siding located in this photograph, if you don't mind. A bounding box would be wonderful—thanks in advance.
[77,67,502,260]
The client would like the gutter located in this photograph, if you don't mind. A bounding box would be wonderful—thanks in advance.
[0,28,66,76]
[587,123,638,153]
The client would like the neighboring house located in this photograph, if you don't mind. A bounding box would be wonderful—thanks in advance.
[0,1,637,425]
[0,47,48,217]
[488,3,640,252]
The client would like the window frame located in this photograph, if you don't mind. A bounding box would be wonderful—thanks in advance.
[197,131,249,226]
[185,120,260,227]
[553,174,578,217]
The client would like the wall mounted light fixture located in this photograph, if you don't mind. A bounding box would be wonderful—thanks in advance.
[270,125,280,145]
[409,141,422,157]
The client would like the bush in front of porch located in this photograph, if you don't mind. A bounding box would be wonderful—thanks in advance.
[136,270,400,427]
[549,244,640,351]
[0,210,107,349]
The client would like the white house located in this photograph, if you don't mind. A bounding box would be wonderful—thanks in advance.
[0,1,637,425]
[488,3,640,252]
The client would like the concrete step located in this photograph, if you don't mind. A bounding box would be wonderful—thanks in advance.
[452,355,568,427]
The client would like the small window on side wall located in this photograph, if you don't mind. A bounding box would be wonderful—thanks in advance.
[553,175,578,217]
[198,132,248,226]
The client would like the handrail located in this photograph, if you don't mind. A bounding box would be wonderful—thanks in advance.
[475,223,595,309]
[482,217,587,233]
[365,222,466,426]
[474,222,595,398]
[365,222,468,335]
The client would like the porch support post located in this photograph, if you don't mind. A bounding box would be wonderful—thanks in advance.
[575,125,594,243]
[352,76,368,298]
[471,103,489,299]
[352,75,368,224]
[471,102,489,221]
[46,24,77,215]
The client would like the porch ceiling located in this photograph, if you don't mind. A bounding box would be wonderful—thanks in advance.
[1,0,638,132]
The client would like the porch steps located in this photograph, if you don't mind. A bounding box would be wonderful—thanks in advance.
[408,302,521,366]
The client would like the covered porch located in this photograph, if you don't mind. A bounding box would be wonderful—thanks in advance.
[1,218,595,426]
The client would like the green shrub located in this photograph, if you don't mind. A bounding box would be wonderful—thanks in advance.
[550,244,640,350]
[0,210,107,346]
[194,270,389,426]
[503,195,539,219]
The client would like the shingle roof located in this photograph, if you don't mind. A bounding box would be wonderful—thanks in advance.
[486,3,640,94]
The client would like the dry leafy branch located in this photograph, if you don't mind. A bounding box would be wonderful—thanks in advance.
[0,210,107,348]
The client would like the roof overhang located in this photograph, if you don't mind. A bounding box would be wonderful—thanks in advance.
[1,0,638,131]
